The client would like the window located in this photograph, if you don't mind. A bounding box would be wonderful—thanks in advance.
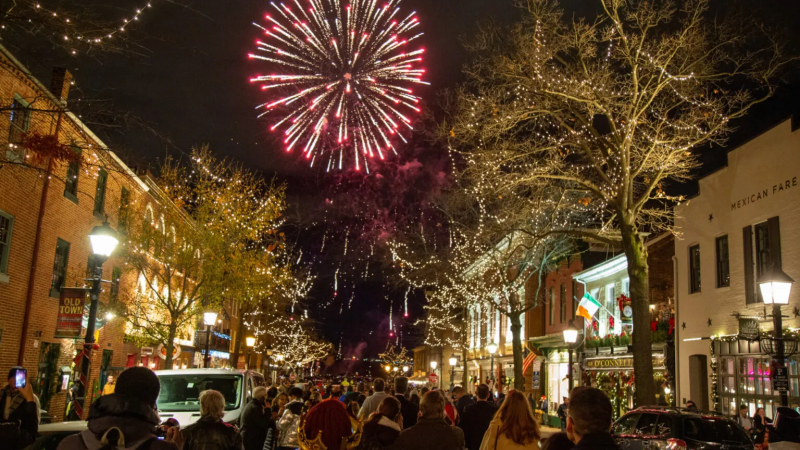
[93,169,108,217]
[689,244,701,293]
[622,278,630,296]
[716,235,730,288]
[549,287,555,325]
[744,218,781,304]
[0,210,13,281]
[634,413,658,435]
[560,284,567,323]
[654,415,673,436]
[50,239,70,297]
[110,267,121,304]
[572,280,579,314]
[612,413,641,435]
[118,187,130,232]
[63,145,81,203]
[755,222,772,280]
[8,95,31,145]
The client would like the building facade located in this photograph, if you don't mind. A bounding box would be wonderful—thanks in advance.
[0,43,254,422]
[675,118,800,417]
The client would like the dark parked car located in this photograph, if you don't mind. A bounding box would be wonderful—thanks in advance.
[611,407,754,450]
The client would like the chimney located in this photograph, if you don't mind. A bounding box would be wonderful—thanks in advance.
[50,67,73,102]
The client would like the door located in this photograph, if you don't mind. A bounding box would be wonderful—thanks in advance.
[689,355,709,411]
[613,413,641,450]
[36,342,61,411]
[629,413,659,450]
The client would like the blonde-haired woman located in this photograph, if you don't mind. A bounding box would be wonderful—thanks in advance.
[479,390,540,450]
[183,390,244,450]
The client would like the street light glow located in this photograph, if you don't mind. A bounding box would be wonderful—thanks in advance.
[89,221,119,257]
[430,360,437,370]
[759,267,794,305]
[563,321,579,344]
[486,342,498,355]
[246,336,256,347]
[203,311,218,326]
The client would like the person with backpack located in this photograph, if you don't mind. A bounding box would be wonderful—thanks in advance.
[57,366,183,450]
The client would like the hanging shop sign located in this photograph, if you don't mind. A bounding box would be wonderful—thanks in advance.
[55,288,88,338]
[585,354,665,371]
[531,371,540,390]
[738,317,760,341]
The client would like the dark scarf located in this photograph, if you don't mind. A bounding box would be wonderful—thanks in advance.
[0,386,25,421]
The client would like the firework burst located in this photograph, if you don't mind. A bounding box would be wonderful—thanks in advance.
[249,0,427,172]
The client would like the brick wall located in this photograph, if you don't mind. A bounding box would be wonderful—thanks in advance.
[544,255,584,335]
[0,48,157,421]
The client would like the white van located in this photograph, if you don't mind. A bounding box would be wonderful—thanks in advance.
[155,368,266,427]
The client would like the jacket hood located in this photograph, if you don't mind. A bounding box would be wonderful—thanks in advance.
[87,393,161,431]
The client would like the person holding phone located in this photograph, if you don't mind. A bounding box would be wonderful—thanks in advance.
[0,366,39,449]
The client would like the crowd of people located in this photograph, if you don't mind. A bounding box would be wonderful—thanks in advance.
[0,364,627,450]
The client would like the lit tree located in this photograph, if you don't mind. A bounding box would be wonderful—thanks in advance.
[120,146,287,369]
[445,0,794,403]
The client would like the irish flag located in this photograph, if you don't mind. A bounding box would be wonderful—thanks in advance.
[575,292,602,321]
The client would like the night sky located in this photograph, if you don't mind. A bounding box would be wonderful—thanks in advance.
[10,0,800,371]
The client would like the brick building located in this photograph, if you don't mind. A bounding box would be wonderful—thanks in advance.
[0,43,250,422]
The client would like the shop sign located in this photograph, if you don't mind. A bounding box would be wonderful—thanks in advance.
[738,318,760,341]
[774,367,789,392]
[585,354,665,370]
[531,371,540,389]
[55,288,87,338]
[532,358,542,372]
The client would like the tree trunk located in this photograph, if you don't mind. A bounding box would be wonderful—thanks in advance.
[620,220,656,406]
[231,314,246,369]
[164,321,178,370]
[510,312,525,391]
[461,311,469,388]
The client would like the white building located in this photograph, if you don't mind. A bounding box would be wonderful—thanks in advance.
[675,118,800,417]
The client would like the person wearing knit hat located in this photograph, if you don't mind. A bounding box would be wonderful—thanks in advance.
[299,398,362,450]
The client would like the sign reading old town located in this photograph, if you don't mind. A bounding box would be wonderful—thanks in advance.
[55,288,88,338]
[731,176,798,211]
[585,354,665,371]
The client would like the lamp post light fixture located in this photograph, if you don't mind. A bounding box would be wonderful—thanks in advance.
[385,365,392,373]
[563,320,578,393]
[402,366,409,374]
[448,354,458,390]
[245,336,256,370]
[758,267,795,407]
[203,311,218,368]
[486,342,498,386]
[73,221,119,419]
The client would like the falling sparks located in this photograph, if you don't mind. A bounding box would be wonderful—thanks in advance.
[249,0,427,171]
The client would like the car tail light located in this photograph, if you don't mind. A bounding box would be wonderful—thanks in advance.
[667,439,687,450]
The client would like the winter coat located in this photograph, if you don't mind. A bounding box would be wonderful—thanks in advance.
[456,395,475,418]
[359,416,401,450]
[572,432,620,450]
[357,392,390,420]
[0,400,38,450]
[479,417,539,450]
[56,394,177,450]
[183,416,244,450]
[240,398,275,450]
[276,400,304,448]
[393,417,465,450]
[394,395,418,430]
[459,401,497,450]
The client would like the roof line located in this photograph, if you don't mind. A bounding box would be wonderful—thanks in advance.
[0,42,149,192]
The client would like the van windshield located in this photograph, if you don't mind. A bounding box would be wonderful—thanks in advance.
[156,374,243,412]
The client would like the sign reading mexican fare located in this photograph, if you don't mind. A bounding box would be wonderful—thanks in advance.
[585,354,665,371]
[56,288,88,338]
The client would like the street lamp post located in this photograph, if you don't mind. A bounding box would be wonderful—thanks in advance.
[266,346,274,382]
[563,321,578,393]
[448,354,458,390]
[758,267,795,407]
[203,311,218,368]
[430,360,438,389]
[246,337,256,370]
[73,222,119,419]
[486,342,498,390]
